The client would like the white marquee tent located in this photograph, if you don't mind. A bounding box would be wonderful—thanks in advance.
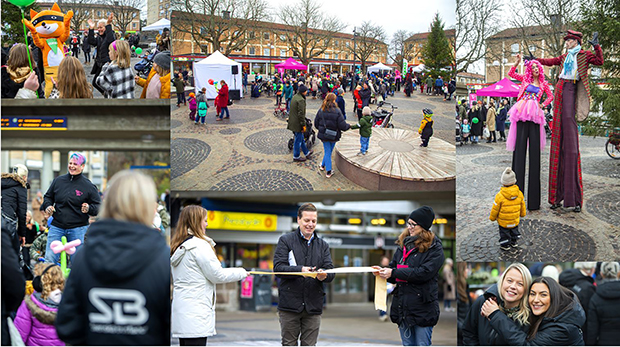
[367,62,393,73]
[142,18,170,32]
[193,51,243,99]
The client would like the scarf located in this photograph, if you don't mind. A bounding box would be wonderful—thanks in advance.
[7,66,31,84]
[563,45,581,77]
[502,304,521,322]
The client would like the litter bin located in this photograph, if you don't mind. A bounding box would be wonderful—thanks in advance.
[239,271,272,312]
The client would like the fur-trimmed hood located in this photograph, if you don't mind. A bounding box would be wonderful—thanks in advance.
[1,173,28,188]
[25,294,58,325]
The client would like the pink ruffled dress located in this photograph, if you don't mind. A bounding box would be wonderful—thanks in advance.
[506,84,546,151]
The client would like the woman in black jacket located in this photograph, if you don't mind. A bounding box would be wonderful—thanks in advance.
[374,206,445,346]
[468,104,483,143]
[587,261,620,346]
[315,92,350,178]
[55,170,170,346]
[1,43,44,99]
[482,276,586,346]
[461,263,532,345]
[1,165,29,256]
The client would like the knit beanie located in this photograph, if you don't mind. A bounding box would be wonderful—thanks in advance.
[153,51,171,71]
[298,84,308,94]
[362,106,371,116]
[408,206,435,231]
[501,167,516,186]
[600,262,620,279]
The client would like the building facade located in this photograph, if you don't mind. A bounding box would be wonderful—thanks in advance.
[404,29,456,68]
[147,0,170,25]
[39,2,141,34]
[171,11,388,75]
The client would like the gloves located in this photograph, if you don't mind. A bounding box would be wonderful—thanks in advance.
[589,32,599,47]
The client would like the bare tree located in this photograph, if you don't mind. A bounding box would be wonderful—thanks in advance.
[63,0,93,33]
[455,0,503,74]
[171,0,270,55]
[108,0,143,36]
[388,30,410,71]
[277,0,346,66]
[508,0,581,83]
[345,21,387,73]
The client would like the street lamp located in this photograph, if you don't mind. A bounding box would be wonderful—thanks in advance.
[269,44,275,77]
[353,27,357,73]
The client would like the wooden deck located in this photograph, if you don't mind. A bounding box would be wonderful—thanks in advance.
[335,128,455,190]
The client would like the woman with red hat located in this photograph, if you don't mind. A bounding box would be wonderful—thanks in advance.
[536,30,603,212]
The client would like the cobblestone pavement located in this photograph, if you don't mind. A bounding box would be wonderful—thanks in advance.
[171,303,457,346]
[456,136,620,262]
[171,90,456,191]
[76,55,144,98]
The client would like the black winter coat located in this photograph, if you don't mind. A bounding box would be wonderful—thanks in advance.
[55,219,170,345]
[1,66,44,99]
[314,106,350,142]
[457,284,472,346]
[559,268,595,341]
[1,224,25,346]
[496,107,507,132]
[488,296,585,346]
[273,229,335,315]
[469,108,483,136]
[359,88,371,107]
[88,24,115,67]
[388,236,445,328]
[1,174,29,239]
[586,280,620,346]
[462,283,528,345]
[41,173,101,229]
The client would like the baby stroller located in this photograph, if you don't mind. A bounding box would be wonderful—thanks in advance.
[456,118,464,146]
[288,118,316,151]
[371,102,396,128]
[134,49,157,78]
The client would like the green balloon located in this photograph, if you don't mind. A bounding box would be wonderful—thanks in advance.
[491,269,499,278]
[8,0,35,8]
[135,47,142,55]
[472,117,479,124]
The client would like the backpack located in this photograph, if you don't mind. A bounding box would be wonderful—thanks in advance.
[198,101,207,118]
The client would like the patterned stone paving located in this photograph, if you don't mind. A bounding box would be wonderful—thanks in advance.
[171,138,211,179]
[456,135,620,261]
[210,169,314,191]
[171,90,456,191]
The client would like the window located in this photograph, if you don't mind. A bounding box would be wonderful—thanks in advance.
[345,42,349,47]
[334,40,338,46]
[264,48,270,56]
[511,43,520,55]
[325,53,329,59]
[334,53,338,60]
[249,31,255,38]
[345,54,349,60]
[263,32,270,40]
[280,49,287,57]
[249,47,255,55]
[132,22,136,28]
[529,45,536,52]
[280,35,286,41]
[97,11,101,16]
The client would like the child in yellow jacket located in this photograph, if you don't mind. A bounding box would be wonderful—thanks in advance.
[419,108,434,147]
[490,168,526,251]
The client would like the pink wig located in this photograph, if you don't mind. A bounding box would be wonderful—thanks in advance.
[69,153,86,166]
[523,59,545,86]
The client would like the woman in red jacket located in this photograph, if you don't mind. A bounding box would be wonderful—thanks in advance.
[216,80,229,121]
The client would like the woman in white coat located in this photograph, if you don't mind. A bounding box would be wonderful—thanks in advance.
[170,205,248,346]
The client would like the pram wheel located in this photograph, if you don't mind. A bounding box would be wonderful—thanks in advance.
[288,138,294,151]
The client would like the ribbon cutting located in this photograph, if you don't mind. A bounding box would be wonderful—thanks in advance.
[248,266,387,312]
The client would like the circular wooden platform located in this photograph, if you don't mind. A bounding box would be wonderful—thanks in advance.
[335,128,455,191]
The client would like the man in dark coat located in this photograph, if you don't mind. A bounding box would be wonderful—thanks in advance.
[82,31,91,65]
[587,262,620,346]
[87,13,115,94]
[1,220,25,346]
[287,84,313,162]
[1,165,29,255]
[559,262,596,341]
[273,203,335,346]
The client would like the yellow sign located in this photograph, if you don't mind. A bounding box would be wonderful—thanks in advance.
[207,211,277,232]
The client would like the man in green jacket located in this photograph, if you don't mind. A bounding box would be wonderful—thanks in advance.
[287,84,314,162]
[173,73,186,107]
[425,75,434,96]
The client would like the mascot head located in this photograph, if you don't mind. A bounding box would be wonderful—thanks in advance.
[29,3,66,38]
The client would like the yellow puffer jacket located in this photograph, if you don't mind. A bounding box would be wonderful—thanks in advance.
[137,69,171,99]
[489,184,526,228]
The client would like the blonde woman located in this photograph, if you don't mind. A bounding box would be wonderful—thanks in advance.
[96,40,135,98]
[462,263,532,345]
[170,205,248,346]
[55,170,170,345]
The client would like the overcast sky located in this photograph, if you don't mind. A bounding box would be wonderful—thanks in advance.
[265,0,456,40]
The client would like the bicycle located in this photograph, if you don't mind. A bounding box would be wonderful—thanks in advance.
[606,131,620,159]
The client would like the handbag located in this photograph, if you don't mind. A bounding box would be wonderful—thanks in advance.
[483,127,490,139]
[320,111,338,141]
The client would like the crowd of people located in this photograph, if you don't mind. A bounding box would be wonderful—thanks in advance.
[459,262,620,346]
[1,12,171,99]
[1,159,172,346]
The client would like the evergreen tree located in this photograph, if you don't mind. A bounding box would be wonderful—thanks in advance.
[420,13,452,79]
[578,0,620,135]
[1,0,41,46]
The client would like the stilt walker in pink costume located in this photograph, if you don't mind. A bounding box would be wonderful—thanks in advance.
[536,30,603,212]
[506,55,553,210]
